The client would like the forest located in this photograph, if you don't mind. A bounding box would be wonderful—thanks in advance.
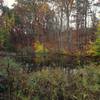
[0,0,100,100]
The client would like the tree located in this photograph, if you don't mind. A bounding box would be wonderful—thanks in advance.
[0,1,15,51]
[13,0,95,56]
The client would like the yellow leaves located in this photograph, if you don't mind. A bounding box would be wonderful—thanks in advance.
[34,40,48,63]
[4,13,15,31]
[87,47,96,56]
[89,20,100,56]
[34,40,48,53]
[86,42,96,56]
[60,49,68,55]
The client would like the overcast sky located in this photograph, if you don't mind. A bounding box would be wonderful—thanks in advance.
[4,0,15,8]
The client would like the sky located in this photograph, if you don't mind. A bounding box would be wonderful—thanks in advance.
[4,0,15,8]
[3,0,100,19]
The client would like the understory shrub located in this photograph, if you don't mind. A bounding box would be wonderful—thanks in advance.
[17,65,100,100]
[0,58,100,100]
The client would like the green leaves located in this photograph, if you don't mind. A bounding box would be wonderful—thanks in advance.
[0,7,15,51]
[93,21,100,56]
[0,57,22,76]
[88,21,100,56]
[0,27,7,47]
[27,68,66,100]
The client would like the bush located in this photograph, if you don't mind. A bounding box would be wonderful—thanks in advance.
[0,58,100,100]
[17,65,100,100]
[27,68,66,100]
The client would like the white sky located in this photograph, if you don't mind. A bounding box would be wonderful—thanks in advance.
[4,0,15,8]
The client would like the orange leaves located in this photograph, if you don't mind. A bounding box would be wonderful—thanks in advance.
[39,3,49,14]
[38,3,49,14]
[36,3,49,24]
